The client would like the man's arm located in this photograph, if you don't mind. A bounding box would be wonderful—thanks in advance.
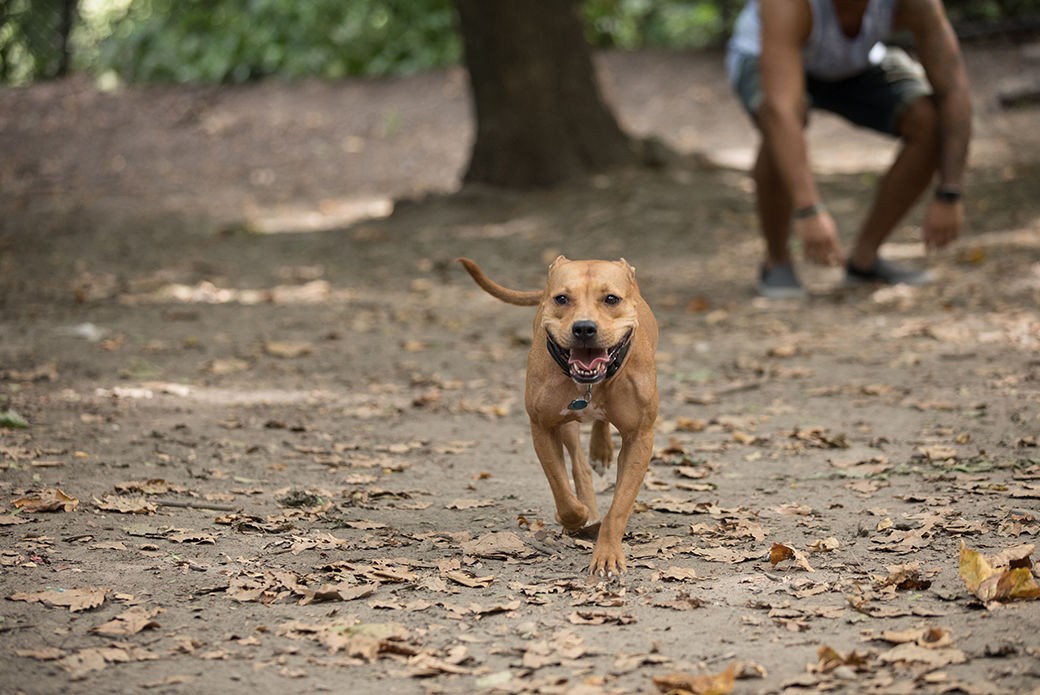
[759,0,845,265]
[759,0,814,210]
[896,0,972,249]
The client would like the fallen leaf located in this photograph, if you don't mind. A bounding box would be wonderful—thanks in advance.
[652,663,736,695]
[445,498,493,510]
[877,643,966,670]
[9,587,108,612]
[460,532,532,559]
[91,494,157,515]
[770,543,815,572]
[91,606,163,636]
[775,503,813,516]
[916,445,959,461]
[444,571,494,588]
[12,489,78,513]
[568,610,637,625]
[959,541,1040,602]
[806,537,840,553]
[264,341,314,358]
[814,645,871,673]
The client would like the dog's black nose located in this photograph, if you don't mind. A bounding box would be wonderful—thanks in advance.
[572,320,597,342]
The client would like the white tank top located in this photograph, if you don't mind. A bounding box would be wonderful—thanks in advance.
[726,0,897,81]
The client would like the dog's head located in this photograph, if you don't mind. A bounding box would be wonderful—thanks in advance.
[541,256,640,384]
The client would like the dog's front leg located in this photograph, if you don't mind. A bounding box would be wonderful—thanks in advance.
[530,422,589,531]
[588,428,654,576]
[560,421,600,526]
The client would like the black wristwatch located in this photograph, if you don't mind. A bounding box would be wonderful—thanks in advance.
[934,186,962,204]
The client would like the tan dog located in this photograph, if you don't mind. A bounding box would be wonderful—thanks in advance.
[458,257,658,576]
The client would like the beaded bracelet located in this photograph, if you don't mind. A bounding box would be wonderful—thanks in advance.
[793,202,825,220]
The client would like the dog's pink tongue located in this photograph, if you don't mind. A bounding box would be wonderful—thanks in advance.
[569,347,609,370]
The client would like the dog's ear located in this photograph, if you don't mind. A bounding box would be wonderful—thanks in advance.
[617,258,636,281]
[548,255,569,269]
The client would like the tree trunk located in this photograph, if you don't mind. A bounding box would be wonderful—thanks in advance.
[454,0,636,188]
[57,0,78,78]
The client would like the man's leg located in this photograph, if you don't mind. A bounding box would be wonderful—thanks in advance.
[754,139,795,268]
[848,95,939,270]
[808,48,937,281]
[730,50,810,297]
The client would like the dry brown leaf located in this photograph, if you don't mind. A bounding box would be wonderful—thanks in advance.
[916,445,959,461]
[16,648,67,660]
[878,627,953,649]
[113,479,187,495]
[815,646,871,673]
[91,606,163,636]
[878,643,967,670]
[652,663,736,695]
[675,417,707,432]
[568,610,637,625]
[264,341,314,358]
[775,503,813,516]
[656,567,701,582]
[880,562,933,590]
[91,494,157,515]
[445,498,493,510]
[770,543,815,572]
[53,641,157,681]
[444,570,494,588]
[691,547,760,564]
[959,541,1040,602]
[10,587,108,612]
[12,489,78,513]
[806,537,840,553]
[460,532,531,559]
[202,358,250,375]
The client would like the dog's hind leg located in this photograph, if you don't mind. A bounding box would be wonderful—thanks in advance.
[588,419,614,475]
[560,421,600,525]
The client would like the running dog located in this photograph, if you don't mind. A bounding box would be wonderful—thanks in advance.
[458,257,658,576]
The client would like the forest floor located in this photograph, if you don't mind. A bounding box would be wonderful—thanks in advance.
[1,41,1040,695]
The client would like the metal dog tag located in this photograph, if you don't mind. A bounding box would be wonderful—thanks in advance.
[568,384,593,410]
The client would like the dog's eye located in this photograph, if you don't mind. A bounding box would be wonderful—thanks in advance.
[553,294,569,306]
[604,294,621,306]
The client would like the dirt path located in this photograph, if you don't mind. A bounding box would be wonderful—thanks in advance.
[1,45,1040,695]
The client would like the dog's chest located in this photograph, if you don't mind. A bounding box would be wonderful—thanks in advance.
[560,402,606,423]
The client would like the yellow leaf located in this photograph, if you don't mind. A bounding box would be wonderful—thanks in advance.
[652,663,736,695]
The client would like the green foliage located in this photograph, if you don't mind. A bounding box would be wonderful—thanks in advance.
[0,409,29,429]
[583,0,729,50]
[5,0,1040,85]
[97,0,462,83]
[0,0,70,83]
[944,0,1040,23]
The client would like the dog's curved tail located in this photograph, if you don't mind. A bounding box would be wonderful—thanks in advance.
[456,258,541,306]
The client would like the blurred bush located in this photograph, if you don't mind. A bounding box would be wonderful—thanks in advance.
[3,0,1040,85]
[96,0,462,83]
[583,0,733,50]
[0,0,77,83]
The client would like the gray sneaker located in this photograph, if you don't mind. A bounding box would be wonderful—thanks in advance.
[757,263,806,299]
[845,258,933,287]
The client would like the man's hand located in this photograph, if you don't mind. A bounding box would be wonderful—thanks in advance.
[922,199,962,251]
[796,211,844,266]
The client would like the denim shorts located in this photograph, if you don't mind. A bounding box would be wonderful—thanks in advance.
[730,46,932,135]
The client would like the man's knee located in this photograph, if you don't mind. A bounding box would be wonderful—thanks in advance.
[897,95,938,143]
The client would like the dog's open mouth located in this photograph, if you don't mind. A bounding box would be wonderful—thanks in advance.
[547,330,633,384]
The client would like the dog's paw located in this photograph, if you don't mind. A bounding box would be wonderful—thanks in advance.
[555,506,589,532]
[588,544,626,578]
